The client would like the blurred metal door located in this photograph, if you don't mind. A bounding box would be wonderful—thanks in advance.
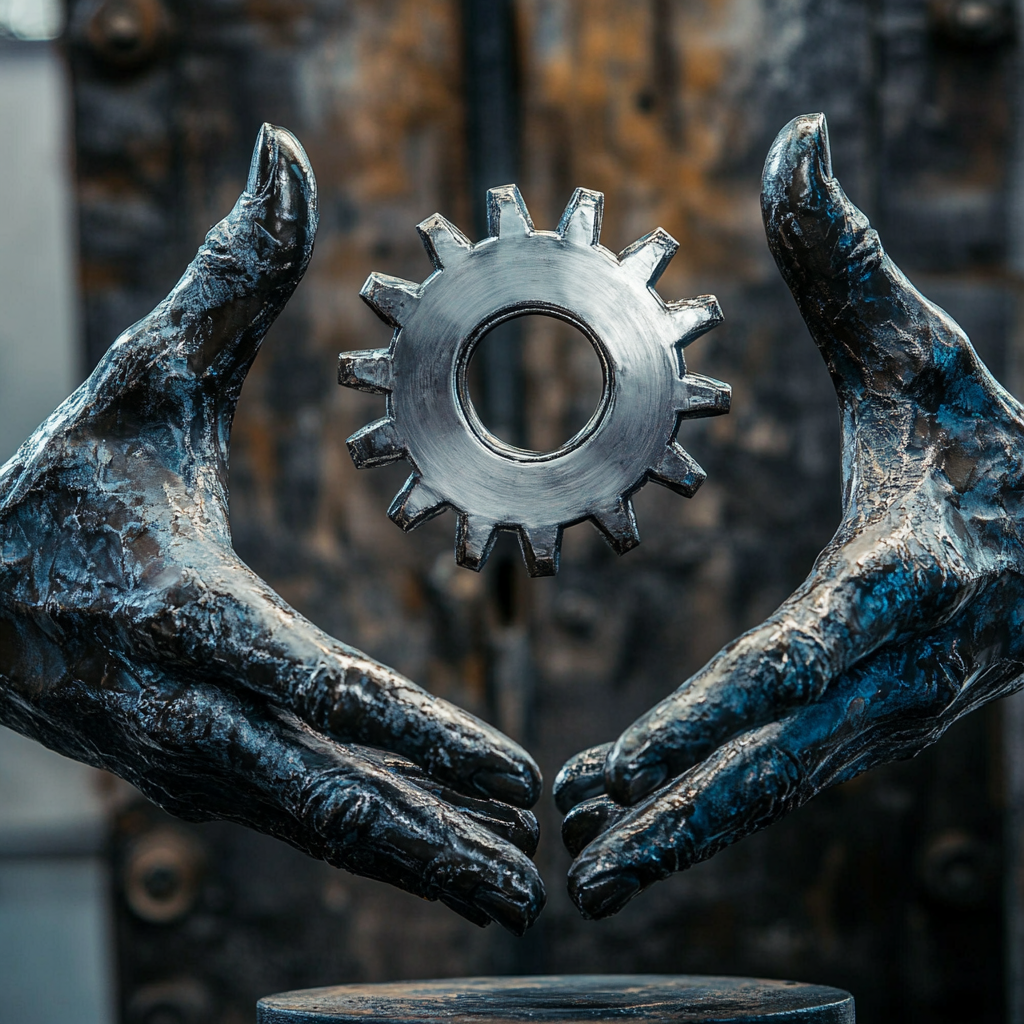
[64,1,1020,1022]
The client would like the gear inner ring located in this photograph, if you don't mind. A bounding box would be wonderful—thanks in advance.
[456,303,613,463]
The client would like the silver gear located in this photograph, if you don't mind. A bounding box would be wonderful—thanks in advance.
[338,185,731,577]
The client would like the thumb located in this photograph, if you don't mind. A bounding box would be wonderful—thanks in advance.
[96,124,318,398]
[762,113,970,406]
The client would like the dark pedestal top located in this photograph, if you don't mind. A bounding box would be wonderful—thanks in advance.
[257,975,855,1024]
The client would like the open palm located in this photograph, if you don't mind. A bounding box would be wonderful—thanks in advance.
[555,113,1024,920]
[0,125,544,935]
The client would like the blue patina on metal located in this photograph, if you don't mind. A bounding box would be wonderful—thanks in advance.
[0,125,545,936]
[555,113,1024,920]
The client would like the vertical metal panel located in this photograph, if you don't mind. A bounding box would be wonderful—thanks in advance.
[1003,1,1024,1016]
[1005,691,1024,1024]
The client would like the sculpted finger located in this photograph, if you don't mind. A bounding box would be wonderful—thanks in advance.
[570,633,987,919]
[452,795,539,857]
[68,674,544,934]
[350,748,539,856]
[761,113,982,402]
[300,741,546,935]
[562,796,628,858]
[141,557,541,808]
[571,722,810,919]
[93,123,317,399]
[604,513,968,804]
[553,743,613,813]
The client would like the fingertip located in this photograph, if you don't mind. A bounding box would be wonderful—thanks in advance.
[459,843,547,935]
[333,674,542,809]
[604,740,668,806]
[137,122,317,374]
[475,877,547,936]
[561,796,627,859]
[245,122,318,248]
[519,814,540,859]
[565,797,672,917]
[761,112,832,221]
[553,742,613,814]
[568,863,644,920]
[760,111,891,318]
[247,124,312,192]
[473,754,542,809]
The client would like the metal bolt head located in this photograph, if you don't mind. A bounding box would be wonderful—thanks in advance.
[123,827,205,923]
[80,0,173,70]
[920,830,995,907]
[929,0,1014,45]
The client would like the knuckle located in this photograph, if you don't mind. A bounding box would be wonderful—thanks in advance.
[750,624,833,704]
[135,682,214,750]
[303,772,379,848]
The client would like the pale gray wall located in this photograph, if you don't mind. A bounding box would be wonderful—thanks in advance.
[0,41,78,464]
[0,26,116,1024]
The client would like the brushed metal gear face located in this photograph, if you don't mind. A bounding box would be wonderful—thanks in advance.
[338,185,731,577]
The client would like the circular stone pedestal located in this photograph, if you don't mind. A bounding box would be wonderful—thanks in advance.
[257,975,854,1024]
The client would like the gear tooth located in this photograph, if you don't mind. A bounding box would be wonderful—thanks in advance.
[338,348,394,394]
[676,373,732,419]
[518,524,562,577]
[456,515,499,572]
[591,499,640,555]
[346,417,407,469]
[557,187,604,246]
[417,212,472,270]
[359,272,421,328]
[486,184,535,238]
[648,442,706,497]
[618,227,679,288]
[388,474,446,530]
[668,295,724,347]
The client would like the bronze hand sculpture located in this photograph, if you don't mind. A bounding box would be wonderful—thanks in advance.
[556,113,1024,920]
[0,125,544,936]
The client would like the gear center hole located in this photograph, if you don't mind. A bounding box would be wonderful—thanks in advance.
[465,312,607,456]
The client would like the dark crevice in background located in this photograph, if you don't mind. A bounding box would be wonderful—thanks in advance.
[460,0,525,450]
[460,0,543,977]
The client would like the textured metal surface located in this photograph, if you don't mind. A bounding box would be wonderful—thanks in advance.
[0,123,545,936]
[340,188,730,577]
[554,112,1024,921]
[257,975,854,1024]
